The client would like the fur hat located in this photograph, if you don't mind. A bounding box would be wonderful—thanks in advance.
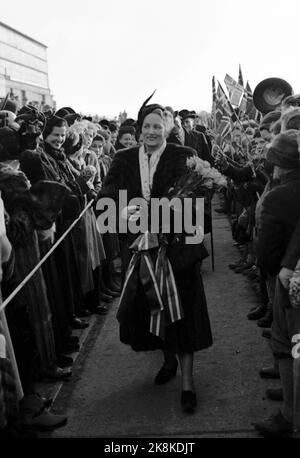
[63,130,83,156]
[267,129,300,169]
[0,127,22,160]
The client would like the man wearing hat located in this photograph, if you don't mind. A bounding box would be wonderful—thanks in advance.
[254,129,300,437]
[169,110,213,165]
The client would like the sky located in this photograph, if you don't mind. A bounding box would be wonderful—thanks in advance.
[2,0,300,118]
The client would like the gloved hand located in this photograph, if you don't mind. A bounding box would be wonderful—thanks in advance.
[121,205,141,222]
[38,224,56,244]
[279,267,294,290]
[289,265,300,308]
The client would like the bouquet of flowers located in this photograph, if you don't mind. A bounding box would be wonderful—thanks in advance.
[167,156,227,204]
[185,156,228,190]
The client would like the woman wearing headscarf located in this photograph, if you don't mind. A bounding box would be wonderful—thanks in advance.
[99,95,213,412]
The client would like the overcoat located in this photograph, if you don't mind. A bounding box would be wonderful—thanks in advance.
[100,143,213,353]
[256,169,300,276]
[168,128,213,165]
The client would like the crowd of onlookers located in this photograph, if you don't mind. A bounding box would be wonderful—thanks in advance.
[214,95,300,437]
[1,91,300,437]
[0,100,138,436]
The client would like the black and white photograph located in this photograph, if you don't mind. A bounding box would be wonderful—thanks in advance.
[1,0,300,444]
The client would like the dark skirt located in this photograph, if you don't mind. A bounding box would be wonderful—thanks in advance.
[119,259,213,354]
[39,238,72,356]
[13,232,56,371]
[54,218,84,318]
[102,233,120,260]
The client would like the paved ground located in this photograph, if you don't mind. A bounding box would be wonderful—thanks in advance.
[47,200,281,438]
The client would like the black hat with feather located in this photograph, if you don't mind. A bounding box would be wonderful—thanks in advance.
[137,90,164,128]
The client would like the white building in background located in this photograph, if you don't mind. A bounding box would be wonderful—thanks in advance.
[0,21,55,109]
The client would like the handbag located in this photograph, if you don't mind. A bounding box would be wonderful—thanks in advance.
[166,237,209,273]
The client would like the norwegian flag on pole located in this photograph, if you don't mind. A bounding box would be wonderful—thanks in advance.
[211,76,217,129]
[239,81,261,121]
[224,74,244,106]
[212,76,217,111]
[239,82,248,114]
[214,81,235,143]
[244,81,261,121]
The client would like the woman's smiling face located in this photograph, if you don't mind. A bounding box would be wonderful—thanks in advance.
[141,112,167,150]
[45,126,67,149]
[119,133,134,148]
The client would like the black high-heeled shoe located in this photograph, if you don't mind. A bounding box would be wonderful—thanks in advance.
[154,360,178,385]
[181,391,197,413]
[103,287,120,297]
[100,293,114,303]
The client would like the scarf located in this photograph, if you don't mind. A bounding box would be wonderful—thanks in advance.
[139,140,167,201]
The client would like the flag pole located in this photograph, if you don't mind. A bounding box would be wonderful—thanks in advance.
[218,81,251,160]
[0,93,9,111]
[212,76,217,132]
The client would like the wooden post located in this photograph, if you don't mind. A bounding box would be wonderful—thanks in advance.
[207,192,215,272]
[210,224,215,272]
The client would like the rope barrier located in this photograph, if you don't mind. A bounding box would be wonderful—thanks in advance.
[0,199,94,314]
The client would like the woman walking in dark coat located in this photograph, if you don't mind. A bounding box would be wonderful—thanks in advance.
[100,99,212,412]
